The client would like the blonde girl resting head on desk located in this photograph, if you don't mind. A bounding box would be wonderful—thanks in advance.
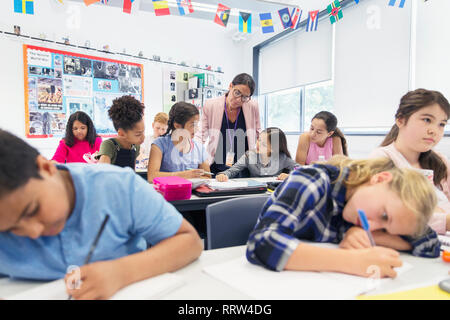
[216,127,298,182]
[247,156,441,279]
[147,102,211,183]
[369,88,450,234]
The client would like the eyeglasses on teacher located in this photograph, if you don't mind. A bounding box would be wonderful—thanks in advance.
[232,89,251,102]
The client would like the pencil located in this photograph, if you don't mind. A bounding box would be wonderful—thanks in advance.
[68,214,110,300]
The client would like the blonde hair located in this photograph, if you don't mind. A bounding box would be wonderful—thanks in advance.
[327,155,437,237]
[153,112,169,125]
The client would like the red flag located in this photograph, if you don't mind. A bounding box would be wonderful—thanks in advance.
[84,0,100,5]
[123,0,134,13]
[214,3,230,27]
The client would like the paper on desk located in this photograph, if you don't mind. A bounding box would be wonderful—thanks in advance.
[6,272,184,300]
[203,256,412,300]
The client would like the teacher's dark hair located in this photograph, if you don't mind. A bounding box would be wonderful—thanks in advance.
[232,73,256,96]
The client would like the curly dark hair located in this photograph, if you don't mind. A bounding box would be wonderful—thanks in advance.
[108,95,145,131]
[64,111,98,148]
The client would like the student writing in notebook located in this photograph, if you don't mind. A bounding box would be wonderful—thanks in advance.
[215,127,298,181]
[295,111,347,165]
[147,102,211,183]
[247,156,441,278]
[97,96,145,170]
[51,111,102,164]
[0,130,202,300]
[369,89,450,234]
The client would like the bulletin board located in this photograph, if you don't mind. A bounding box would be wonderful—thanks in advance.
[23,44,144,138]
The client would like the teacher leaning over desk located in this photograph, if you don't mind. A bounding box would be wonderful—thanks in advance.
[195,73,261,175]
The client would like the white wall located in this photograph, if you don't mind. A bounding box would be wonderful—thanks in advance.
[0,1,246,157]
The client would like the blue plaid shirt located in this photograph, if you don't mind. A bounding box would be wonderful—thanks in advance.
[246,164,441,271]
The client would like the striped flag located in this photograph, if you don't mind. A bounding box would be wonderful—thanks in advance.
[388,0,406,8]
[278,7,292,29]
[259,13,274,34]
[214,3,230,27]
[327,0,343,24]
[84,0,100,5]
[123,0,135,13]
[306,10,319,32]
[100,0,109,4]
[14,0,34,14]
[290,8,302,29]
[153,0,170,16]
[239,12,252,34]
[176,0,193,16]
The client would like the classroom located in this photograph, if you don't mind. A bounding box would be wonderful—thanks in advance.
[0,0,449,303]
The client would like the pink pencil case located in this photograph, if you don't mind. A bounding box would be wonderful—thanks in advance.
[153,176,192,201]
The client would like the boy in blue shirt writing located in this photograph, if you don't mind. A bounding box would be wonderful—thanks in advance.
[0,129,203,300]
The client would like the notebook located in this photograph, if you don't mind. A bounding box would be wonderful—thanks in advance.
[193,179,267,197]
[6,272,184,300]
[203,256,413,300]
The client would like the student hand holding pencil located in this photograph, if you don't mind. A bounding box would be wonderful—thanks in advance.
[65,259,126,300]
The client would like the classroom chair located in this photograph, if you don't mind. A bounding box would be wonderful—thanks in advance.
[205,195,269,250]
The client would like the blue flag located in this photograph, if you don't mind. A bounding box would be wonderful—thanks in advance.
[278,7,292,29]
[388,0,406,8]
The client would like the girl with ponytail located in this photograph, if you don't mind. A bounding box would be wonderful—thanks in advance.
[369,88,450,234]
[147,102,210,183]
[295,111,348,165]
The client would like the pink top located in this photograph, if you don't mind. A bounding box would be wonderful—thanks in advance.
[305,137,333,165]
[52,137,102,164]
[369,143,450,235]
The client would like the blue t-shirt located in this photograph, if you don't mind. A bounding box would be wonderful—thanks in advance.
[0,163,183,280]
[153,135,208,172]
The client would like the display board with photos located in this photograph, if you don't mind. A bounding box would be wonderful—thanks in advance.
[23,44,143,138]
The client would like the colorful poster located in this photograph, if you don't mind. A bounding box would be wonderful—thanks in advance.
[23,45,144,138]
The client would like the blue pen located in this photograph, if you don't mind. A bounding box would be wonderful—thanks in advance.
[357,209,376,247]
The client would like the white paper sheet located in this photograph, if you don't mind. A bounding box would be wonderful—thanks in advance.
[203,256,412,300]
[6,273,185,300]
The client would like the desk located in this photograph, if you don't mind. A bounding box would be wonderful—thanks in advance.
[1,245,448,300]
[170,177,277,212]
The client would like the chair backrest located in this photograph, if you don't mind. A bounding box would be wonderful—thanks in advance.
[205,195,269,250]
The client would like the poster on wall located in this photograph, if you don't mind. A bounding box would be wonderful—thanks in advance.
[23,45,144,138]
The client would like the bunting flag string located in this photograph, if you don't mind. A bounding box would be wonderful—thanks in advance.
[14,0,415,36]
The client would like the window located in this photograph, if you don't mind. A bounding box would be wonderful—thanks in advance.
[303,81,334,130]
[266,87,301,132]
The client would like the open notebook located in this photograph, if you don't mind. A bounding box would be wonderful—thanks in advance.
[6,272,184,300]
[203,256,413,300]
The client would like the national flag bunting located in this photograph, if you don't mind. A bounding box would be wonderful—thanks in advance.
[84,0,100,5]
[14,0,34,14]
[176,0,194,16]
[290,8,302,29]
[100,0,109,4]
[153,0,170,16]
[259,13,274,34]
[327,0,343,24]
[306,10,319,32]
[239,12,252,34]
[278,7,292,29]
[123,0,135,13]
[214,3,230,27]
[388,0,406,8]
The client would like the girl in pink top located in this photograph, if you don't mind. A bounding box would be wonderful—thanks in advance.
[369,88,450,234]
[52,111,102,164]
[295,111,348,165]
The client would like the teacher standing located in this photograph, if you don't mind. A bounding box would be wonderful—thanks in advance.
[195,73,261,175]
